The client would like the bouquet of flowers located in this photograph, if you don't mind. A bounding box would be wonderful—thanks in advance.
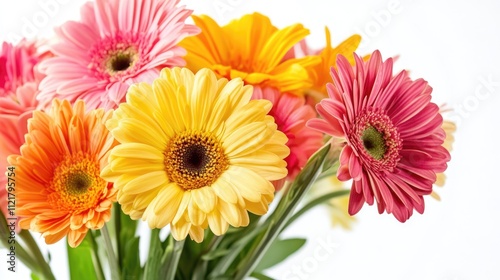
[0,0,454,279]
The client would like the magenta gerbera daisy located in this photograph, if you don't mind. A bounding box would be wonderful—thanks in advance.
[308,50,451,222]
[37,0,199,110]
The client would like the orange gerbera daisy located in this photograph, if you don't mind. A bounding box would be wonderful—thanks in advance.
[180,12,320,95]
[8,99,117,247]
[298,27,363,100]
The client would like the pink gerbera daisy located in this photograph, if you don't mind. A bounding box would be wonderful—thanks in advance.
[0,40,47,229]
[37,0,199,110]
[253,86,323,189]
[0,40,43,97]
[308,50,451,222]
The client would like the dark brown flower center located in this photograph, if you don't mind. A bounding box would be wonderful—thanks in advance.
[105,49,138,75]
[164,131,229,190]
[110,53,134,72]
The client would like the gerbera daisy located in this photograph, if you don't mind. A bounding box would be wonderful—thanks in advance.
[0,40,47,227]
[179,12,320,95]
[7,99,117,247]
[252,86,323,186]
[37,0,199,110]
[0,40,40,97]
[300,28,363,101]
[0,84,38,232]
[308,50,451,222]
[101,68,289,242]
[0,40,43,167]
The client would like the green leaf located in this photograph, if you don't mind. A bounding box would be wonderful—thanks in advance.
[30,273,41,280]
[250,272,276,280]
[254,238,306,272]
[67,235,99,280]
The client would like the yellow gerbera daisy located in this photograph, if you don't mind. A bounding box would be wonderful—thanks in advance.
[179,13,320,95]
[101,67,289,242]
[8,99,117,248]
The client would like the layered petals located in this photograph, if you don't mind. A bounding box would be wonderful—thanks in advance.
[37,0,199,110]
[180,13,320,95]
[308,50,451,222]
[101,68,289,242]
[8,99,117,247]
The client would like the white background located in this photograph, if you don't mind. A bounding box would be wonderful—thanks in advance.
[1,0,499,279]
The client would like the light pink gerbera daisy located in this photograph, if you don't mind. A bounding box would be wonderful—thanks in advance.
[37,0,199,110]
[308,50,451,222]
[253,86,323,190]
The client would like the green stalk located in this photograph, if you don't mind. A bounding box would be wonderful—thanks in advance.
[19,230,55,280]
[192,234,222,279]
[1,232,39,276]
[114,205,122,270]
[233,144,331,280]
[87,231,106,280]
[101,224,121,280]
[144,228,164,280]
[164,239,185,280]
[284,189,350,229]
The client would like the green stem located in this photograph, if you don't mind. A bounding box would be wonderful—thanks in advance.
[234,144,331,280]
[0,215,32,268]
[208,219,267,279]
[143,228,162,280]
[114,205,122,270]
[0,212,54,279]
[87,231,106,280]
[206,234,223,253]
[284,189,350,229]
[192,234,222,279]
[2,232,39,275]
[164,239,185,280]
[19,230,55,280]
[101,224,121,280]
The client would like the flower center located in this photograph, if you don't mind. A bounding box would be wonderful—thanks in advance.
[361,126,386,160]
[350,110,402,172]
[164,131,229,190]
[105,49,138,75]
[88,35,142,80]
[66,171,93,195]
[48,152,106,213]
